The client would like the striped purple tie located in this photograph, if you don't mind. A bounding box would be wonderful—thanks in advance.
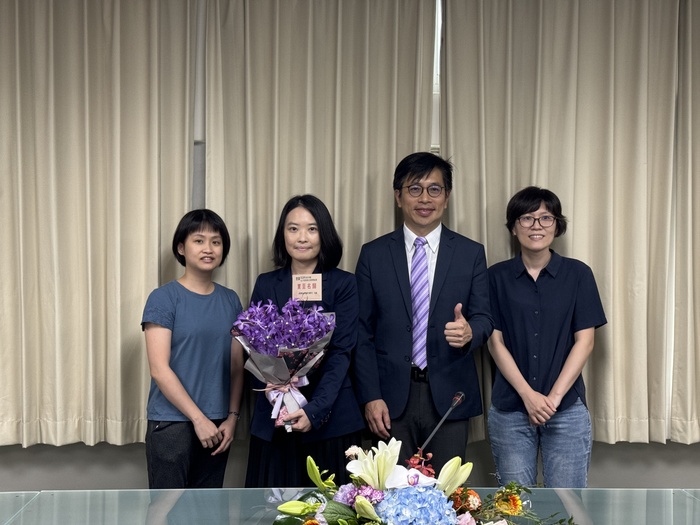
[411,237,429,370]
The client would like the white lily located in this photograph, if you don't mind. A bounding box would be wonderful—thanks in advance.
[385,466,438,489]
[436,456,473,496]
[346,437,402,490]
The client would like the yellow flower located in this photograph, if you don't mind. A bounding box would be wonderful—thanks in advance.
[436,456,473,496]
[495,493,523,515]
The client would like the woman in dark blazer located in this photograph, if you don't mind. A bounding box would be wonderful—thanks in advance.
[244,194,365,488]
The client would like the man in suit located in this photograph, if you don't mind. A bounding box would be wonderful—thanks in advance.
[354,152,493,471]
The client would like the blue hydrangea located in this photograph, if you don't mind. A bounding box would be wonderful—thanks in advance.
[375,486,457,525]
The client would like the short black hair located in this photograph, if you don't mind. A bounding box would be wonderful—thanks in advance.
[171,209,231,267]
[506,186,567,237]
[272,194,343,271]
[392,152,453,193]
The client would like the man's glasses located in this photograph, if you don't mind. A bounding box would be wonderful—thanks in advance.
[402,184,446,198]
[516,215,556,228]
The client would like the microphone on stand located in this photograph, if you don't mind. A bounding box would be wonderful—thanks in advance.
[450,391,466,408]
[419,392,465,452]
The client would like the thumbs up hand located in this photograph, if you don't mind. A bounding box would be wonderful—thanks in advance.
[444,303,473,348]
[453,303,465,322]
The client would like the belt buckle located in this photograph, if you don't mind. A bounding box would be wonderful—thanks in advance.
[411,366,428,382]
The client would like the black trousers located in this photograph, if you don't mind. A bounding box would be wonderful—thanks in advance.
[389,378,469,474]
[145,420,229,489]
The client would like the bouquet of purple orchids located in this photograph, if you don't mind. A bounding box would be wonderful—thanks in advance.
[231,298,335,431]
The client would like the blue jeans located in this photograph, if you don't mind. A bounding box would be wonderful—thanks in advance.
[488,399,592,488]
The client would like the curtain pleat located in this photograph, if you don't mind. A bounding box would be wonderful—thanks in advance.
[0,0,193,446]
[672,0,700,444]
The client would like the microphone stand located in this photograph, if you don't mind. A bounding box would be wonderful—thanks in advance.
[419,392,465,453]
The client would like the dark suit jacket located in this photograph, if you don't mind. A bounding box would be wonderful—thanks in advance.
[248,266,365,442]
[354,226,493,420]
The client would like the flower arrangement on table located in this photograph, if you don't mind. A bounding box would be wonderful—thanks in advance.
[231,298,335,431]
[273,438,576,525]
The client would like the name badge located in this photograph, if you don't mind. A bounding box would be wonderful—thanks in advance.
[292,274,322,302]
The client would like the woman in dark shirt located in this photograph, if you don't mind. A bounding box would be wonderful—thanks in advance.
[487,187,607,488]
[244,194,364,488]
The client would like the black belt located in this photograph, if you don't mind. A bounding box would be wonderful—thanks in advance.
[410,366,429,382]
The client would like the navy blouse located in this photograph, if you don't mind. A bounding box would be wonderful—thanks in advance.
[488,250,607,413]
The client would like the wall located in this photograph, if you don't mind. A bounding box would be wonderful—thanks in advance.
[1,440,699,492]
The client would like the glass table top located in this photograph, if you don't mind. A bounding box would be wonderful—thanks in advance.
[1,487,699,524]
[0,493,39,524]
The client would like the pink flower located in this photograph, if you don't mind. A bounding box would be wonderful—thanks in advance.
[456,512,477,525]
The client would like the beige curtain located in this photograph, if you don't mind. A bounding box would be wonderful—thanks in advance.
[0,0,193,446]
[673,0,700,444]
[203,0,437,302]
[5,0,696,450]
[443,0,699,444]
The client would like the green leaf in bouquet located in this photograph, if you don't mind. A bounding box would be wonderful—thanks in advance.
[271,514,307,525]
[299,489,328,505]
[321,499,361,525]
